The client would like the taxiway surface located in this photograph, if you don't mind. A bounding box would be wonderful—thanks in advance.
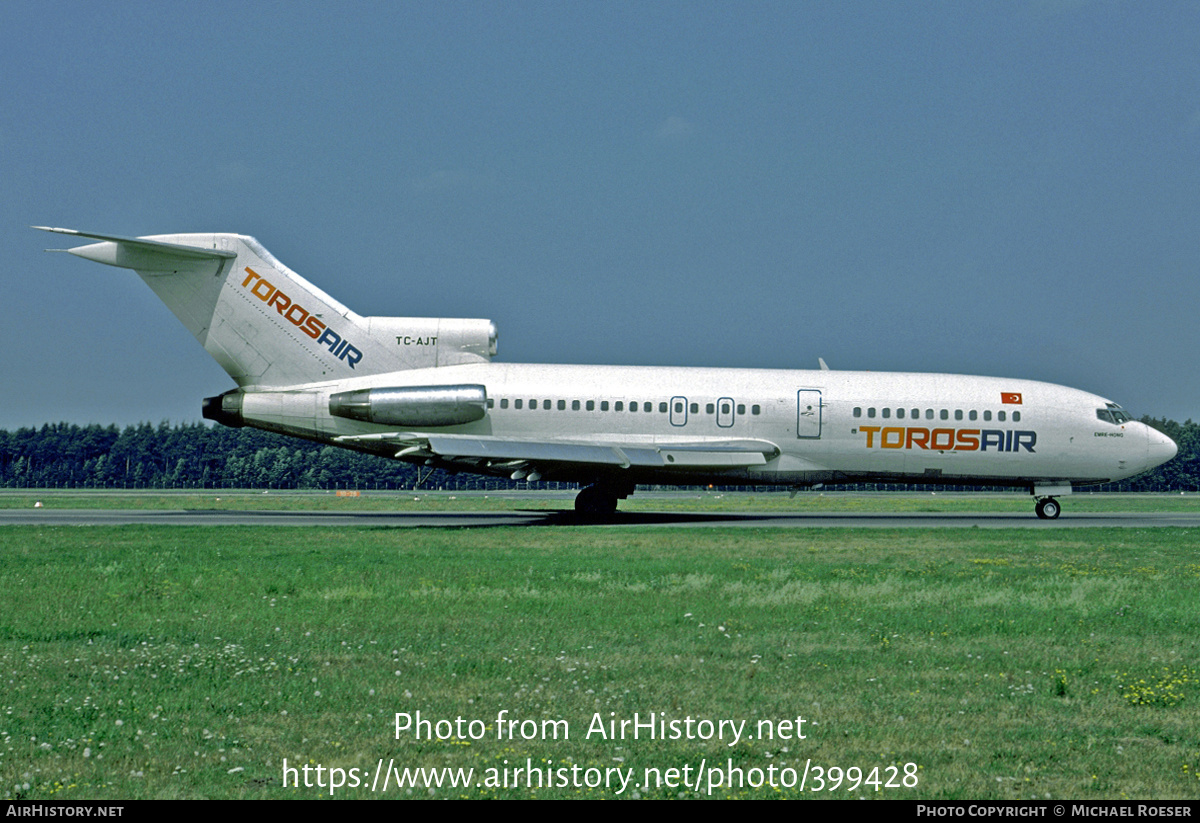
[2,509,1197,528]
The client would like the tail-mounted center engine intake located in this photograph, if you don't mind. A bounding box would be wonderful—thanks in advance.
[328,384,488,427]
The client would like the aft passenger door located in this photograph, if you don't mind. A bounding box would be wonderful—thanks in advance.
[716,397,735,428]
[670,396,688,427]
[797,390,822,439]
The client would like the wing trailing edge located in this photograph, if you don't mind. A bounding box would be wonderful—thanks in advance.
[336,432,780,470]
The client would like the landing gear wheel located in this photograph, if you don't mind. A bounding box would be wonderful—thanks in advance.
[1035,497,1061,520]
[575,484,618,516]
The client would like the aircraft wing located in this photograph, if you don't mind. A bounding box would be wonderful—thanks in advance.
[335,432,781,471]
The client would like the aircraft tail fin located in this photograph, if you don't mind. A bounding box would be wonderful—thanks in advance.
[37,227,497,388]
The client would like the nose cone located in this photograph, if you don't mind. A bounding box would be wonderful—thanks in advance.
[1146,426,1178,469]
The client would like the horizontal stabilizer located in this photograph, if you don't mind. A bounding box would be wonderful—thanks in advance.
[35,226,235,271]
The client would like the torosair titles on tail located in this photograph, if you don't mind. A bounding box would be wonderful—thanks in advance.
[37,226,1178,518]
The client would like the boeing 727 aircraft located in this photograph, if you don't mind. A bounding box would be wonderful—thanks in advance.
[36,227,1178,518]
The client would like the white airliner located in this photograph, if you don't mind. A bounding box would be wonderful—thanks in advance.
[37,227,1177,518]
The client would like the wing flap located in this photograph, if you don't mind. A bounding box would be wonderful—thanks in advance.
[337,432,777,469]
[657,448,768,467]
[428,436,653,468]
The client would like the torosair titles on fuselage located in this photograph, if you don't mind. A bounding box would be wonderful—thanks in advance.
[37,227,1178,519]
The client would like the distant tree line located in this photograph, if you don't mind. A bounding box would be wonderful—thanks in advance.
[1134,417,1200,492]
[0,422,441,490]
[0,417,1196,492]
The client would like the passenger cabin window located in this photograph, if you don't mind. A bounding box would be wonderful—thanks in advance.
[752,405,761,415]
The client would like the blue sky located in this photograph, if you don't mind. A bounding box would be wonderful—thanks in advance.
[4,1,1199,428]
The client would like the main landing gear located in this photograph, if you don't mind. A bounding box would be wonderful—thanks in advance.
[1034,497,1061,520]
[574,480,635,516]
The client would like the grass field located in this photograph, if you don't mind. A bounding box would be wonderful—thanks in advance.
[2,499,1199,799]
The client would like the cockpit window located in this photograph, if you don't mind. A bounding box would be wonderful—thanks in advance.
[1097,403,1131,425]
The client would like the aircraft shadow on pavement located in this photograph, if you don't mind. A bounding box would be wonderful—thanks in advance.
[524,509,754,526]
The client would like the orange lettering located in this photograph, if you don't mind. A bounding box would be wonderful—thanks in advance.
[956,429,980,451]
[906,428,930,449]
[302,315,326,339]
[268,289,291,314]
[251,278,275,302]
[284,303,308,326]
[930,428,955,450]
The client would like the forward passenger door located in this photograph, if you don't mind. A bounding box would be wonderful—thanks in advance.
[797,390,822,438]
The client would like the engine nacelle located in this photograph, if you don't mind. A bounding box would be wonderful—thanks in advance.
[329,384,488,427]
[202,389,245,428]
[363,317,497,368]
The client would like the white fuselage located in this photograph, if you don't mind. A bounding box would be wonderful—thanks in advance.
[239,362,1175,489]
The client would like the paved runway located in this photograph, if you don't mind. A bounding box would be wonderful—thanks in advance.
[2,508,1198,528]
